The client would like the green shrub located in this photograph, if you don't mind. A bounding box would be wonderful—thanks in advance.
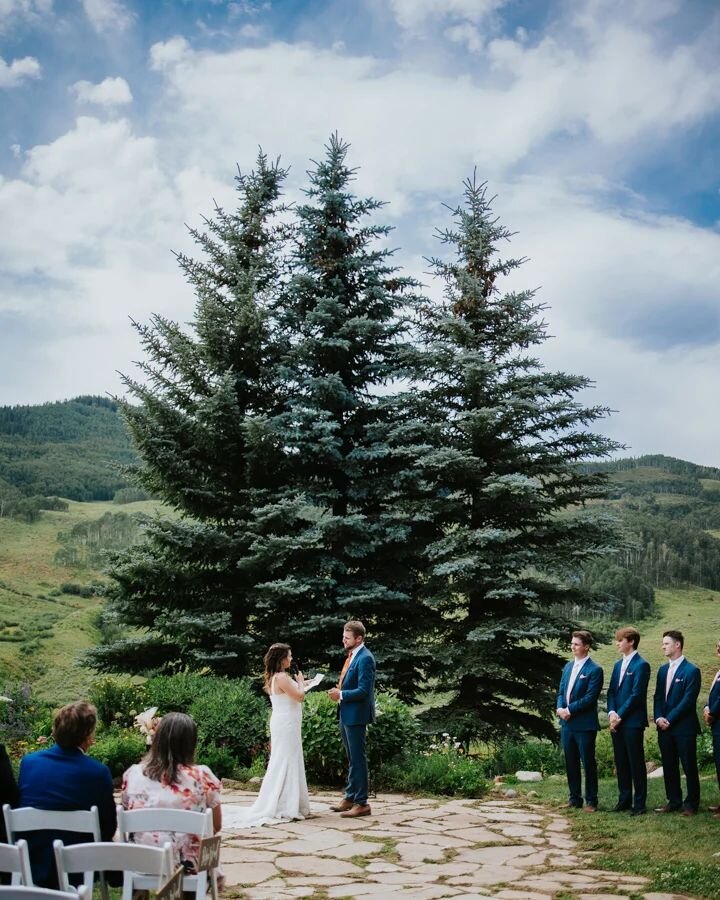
[368,693,419,769]
[484,737,564,777]
[380,749,488,797]
[189,678,267,768]
[0,682,52,743]
[301,691,419,785]
[301,693,346,784]
[146,673,214,713]
[594,728,616,778]
[89,676,149,729]
[197,745,239,779]
[89,728,146,777]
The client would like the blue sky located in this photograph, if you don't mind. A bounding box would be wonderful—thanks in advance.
[1,0,719,463]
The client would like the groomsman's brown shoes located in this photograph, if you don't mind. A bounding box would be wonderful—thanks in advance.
[340,803,372,818]
[330,798,354,812]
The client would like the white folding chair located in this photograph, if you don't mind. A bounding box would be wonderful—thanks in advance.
[0,887,89,900]
[2,806,102,895]
[54,840,173,900]
[0,841,33,886]
[117,807,218,900]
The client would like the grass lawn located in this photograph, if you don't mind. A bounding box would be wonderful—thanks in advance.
[0,499,164,701]
[514,773,720,899]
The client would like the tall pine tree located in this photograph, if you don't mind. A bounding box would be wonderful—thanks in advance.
[416,175,620,740]
[244,136,437,697]
[89,153,293,674]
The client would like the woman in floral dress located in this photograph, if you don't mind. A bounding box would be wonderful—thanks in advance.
[121,712,222,873]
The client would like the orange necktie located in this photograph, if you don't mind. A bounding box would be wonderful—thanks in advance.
[338,652,352,688]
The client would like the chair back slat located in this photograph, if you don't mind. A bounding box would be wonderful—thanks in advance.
[0,886,89,900]
[3,806,101,842]
[0,840,33,886]
[53,840,173,900]
[117,807,213,839]
[0,885,91,900]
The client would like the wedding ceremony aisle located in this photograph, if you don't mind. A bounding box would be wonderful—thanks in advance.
[218,789,693,899]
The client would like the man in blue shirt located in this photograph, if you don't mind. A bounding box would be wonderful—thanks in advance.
[17,701,116,887]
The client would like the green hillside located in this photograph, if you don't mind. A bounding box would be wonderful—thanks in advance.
[580,455,720,615]
[0,498,162,702]
[1,395,719,708]
[591,586,720,701]
[0,395,139,503]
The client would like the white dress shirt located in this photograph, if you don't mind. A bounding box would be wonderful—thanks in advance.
[339,643,364,701]
[566,655,589,705]
[608,650,637,717]
[665,655,685,698]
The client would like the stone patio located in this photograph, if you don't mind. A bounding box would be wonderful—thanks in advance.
[219,790,696,899]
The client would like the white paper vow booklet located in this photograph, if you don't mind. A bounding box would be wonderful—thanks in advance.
[303,672,326,692]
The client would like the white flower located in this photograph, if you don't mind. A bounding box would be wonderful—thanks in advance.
[134,707,160,745]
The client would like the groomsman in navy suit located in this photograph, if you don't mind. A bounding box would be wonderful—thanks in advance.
[703,638,720,817]
[556,630,604,811]
[653,630,701,815]
[607,626,651,815]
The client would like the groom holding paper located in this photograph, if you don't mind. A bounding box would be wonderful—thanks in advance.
[328,620,376,818]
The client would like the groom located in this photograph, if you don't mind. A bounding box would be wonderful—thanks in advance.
[327,620,376,818]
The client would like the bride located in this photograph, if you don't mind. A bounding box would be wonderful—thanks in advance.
[223,643,311,828]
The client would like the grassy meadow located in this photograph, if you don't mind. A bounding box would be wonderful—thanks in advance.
[0,499,163,702]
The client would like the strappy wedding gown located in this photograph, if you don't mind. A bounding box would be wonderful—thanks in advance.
[223,676,311,828]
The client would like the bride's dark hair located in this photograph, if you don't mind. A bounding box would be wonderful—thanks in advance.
[263,643,291,694]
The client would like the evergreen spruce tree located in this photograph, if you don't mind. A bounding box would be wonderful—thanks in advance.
[245,136,437,697]
[89,153,292,674]
[417,176,620,740]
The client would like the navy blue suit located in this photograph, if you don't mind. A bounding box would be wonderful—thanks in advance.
[339,644,376,806]
[706,672,720,792]
[653,658,701,811]
[556,657,603,807]
[607,653,650,810]
[17,744,116,888]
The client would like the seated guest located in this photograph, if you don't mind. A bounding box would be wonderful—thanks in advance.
[17,701,116,888]
[122,713,222,875]
[1,735,20,884]
[0,740,19,841]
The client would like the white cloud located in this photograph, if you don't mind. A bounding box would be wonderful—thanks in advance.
[444,23,484,52]
[2,0,720,463]
[149,36,191,71]
[0,54,40,87]
[0,0,52,32]
[81,0,132,33]
[71,76,132,106]
[386,0,505,30]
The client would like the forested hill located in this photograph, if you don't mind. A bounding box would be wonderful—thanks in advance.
[580,455,720,609]
[0,396,138,503]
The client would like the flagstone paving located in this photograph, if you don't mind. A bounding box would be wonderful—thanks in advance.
[219,790,697,900]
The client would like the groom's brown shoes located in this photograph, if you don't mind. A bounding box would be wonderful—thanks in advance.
[330,798,354,812]
[340,803,371,818]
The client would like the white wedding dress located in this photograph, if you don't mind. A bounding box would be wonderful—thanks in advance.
[223,676,311,828]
